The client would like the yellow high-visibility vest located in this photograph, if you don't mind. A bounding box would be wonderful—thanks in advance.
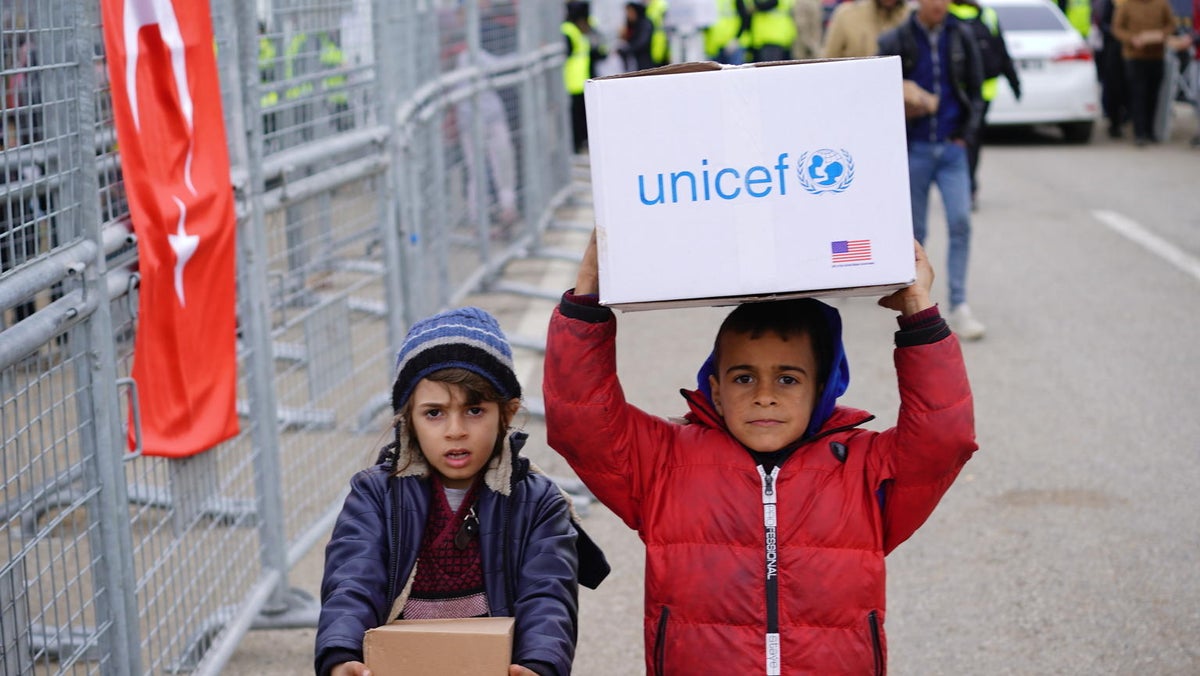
[647,0,670,64]
[259,36,279,108]
[284,33,315,100]
[561,22,589,95]
[319,34,348,106]
[705,0,744,58]
[749,0,796,49]
[1063,0,1091,37]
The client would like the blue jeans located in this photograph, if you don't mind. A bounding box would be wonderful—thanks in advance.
[908,140,972,308]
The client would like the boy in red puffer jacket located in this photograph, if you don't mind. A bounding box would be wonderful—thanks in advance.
[543,232,977,675]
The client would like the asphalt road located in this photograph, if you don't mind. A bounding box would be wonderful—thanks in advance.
[225,107,1200,675]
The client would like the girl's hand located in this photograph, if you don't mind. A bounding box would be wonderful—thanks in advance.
[509,665,540,676]
[331,661,371,676]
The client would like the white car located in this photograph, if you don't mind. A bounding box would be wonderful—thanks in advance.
[982,0,1101,143]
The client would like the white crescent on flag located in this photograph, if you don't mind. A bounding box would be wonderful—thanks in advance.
[123,0,199,306]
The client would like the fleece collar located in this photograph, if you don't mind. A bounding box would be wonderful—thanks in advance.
[386,425,528,496]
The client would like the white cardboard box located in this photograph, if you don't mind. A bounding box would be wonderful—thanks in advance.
[584,56,916,310]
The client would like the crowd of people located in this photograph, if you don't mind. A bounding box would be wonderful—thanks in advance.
[564,0,1199,148]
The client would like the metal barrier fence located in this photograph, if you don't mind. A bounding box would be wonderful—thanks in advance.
[0,0,576,673]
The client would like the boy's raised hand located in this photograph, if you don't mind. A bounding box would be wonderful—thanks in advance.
[877,239,934,317]
[574,228,600,296]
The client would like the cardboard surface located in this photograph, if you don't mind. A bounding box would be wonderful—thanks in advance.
[363,617,514,675]
[584,57,916,310]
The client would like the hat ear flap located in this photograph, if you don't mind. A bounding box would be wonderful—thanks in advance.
[483,432,514,495]
[391,415,430,478]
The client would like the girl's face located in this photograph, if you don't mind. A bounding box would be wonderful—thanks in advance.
[410,378,508,489]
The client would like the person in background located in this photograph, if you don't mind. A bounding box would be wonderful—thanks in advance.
[1094,0,1131,138]
[792,0,824,58]
[1,113,42,325]
[619,1,657,71]
[542,232,977,674]
[647,0,671,65]
[562,1,607,153]
[704,0,750,63]
[1059,0,1094,38]
[748,0,798,61]
[949,0,1021,210]
[315,307,608,676]
[821,0,910,58]
[1112,0,1176,145]
[1192,0,1199,147]
[878,0,988,340]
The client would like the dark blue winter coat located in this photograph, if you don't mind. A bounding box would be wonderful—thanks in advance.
[315,432,608,676]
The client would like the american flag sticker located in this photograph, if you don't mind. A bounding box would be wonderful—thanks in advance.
[831,239,872,264]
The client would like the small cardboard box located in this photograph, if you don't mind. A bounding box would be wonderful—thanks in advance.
[363,617,514,675]
[584,56,916,310]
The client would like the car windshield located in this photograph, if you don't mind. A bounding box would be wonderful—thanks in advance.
[991,4,1069,31]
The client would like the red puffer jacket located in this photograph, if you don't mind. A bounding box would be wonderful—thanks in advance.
[543,302,976,675]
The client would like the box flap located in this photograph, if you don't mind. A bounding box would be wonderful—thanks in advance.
[589,55,896,83]
[369,617,515,636]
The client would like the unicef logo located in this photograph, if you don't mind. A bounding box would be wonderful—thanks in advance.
[796,149,855,195]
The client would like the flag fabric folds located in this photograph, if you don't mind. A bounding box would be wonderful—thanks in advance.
[101,0,239,457]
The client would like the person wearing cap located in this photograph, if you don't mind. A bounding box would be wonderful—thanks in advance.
[315,307,609,676]
[543,233,977,674]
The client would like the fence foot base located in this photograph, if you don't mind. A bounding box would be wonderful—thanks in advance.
[252,587,321,630]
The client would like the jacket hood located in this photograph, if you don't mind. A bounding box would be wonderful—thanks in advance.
[694,298,851,440]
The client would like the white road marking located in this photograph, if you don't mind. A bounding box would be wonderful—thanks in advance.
[1092,209,1200,284]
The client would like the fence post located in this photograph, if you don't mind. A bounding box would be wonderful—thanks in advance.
[69,1,143,672]
[380,0,433,325]
[368,0,409,356]
[517,0,548,233]
[223,0,312,624]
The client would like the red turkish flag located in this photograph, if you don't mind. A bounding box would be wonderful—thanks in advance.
[101,0,239,457]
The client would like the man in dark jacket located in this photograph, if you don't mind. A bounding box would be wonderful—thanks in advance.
[878,0,987,340]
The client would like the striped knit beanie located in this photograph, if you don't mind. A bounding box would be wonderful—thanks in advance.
[391,307,521,413]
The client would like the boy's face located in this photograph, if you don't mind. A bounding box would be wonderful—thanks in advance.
[410,379,509,489]
[708,330,820,453]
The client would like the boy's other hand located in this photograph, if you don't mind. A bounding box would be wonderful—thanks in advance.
[331,662,371,676]
[877,239,934,317]
[510,665,540,676]
[575,228,600,295]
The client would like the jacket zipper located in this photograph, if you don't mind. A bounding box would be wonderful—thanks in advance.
[869,610,884,676]
[654,605,670,675]
[757,465,781,676]
[385,479,402,622]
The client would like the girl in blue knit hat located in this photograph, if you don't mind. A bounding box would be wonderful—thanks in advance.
[315,306,608,676]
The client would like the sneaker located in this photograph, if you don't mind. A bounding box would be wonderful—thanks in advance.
[949,304,986,341]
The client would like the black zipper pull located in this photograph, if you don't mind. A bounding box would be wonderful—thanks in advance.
[454,505,479,550]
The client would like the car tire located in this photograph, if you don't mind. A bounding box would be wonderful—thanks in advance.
[1060,121,1093,144]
